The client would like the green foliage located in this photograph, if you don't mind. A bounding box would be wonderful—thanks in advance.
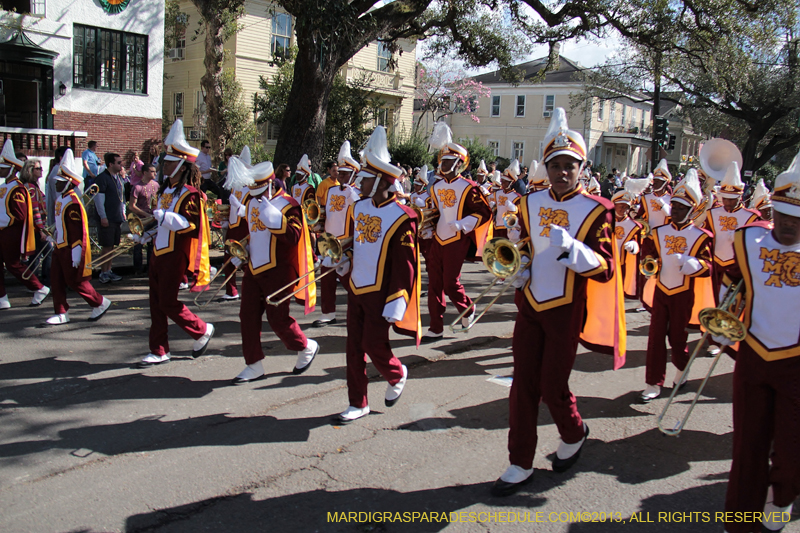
[219,69,257,154]
[461,137,497,172]
[388,130,430,168]
[164,0,188,50]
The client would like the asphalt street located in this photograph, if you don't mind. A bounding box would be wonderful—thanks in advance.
[0,259,797,532]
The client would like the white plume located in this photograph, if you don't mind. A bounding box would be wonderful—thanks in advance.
[428,121,453,151]
[625,177,651,197]
[364,126,391,163]
[224,155,255,190]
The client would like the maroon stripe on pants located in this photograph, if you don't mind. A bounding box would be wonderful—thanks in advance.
[51,248,103,314]
[426,236,471,333]
[508,290,585,469]
[239,268,307,365]
[724,343,800,533]
[345,291,404,409]
[645,287,694,386]
[0,224,43,297]
[148,251,207,356]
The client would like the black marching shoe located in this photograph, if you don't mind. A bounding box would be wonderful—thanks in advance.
[552,423,590,473]
[491,465,534,497]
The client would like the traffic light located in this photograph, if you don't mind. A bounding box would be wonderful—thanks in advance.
[667,134,676,151]
[654,116,670,145]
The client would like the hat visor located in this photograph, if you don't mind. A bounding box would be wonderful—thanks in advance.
[355,169,376,179]
[719,191,742,199]
[772,200,800,218]
[440,155,458,160]
[544,149,584,163]
[671,197,694,208]
[163,154,182,162]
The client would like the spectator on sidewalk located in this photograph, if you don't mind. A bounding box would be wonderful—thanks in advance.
[95,153,125,283]
[81,141,101,189]
[129,163,158,275]
[20,159,51,286]
[196,139,222,200]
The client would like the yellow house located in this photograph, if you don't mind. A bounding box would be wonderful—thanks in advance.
[163,0,417,150]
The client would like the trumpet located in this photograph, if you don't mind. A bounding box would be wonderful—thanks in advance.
[266,233,353,307]
[194,236,250,307]
[639,255,660,277]
[410,204,439,235]
[22,184,99,280]
[88,213,155,269]
[503,210,519,229]
[450,236,530,333]
[302,198,323,227]
[657,280,746,436]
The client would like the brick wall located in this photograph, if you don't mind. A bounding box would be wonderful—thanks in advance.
[53,110,162,165]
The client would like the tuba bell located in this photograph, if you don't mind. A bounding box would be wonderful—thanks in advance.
[699,138,743,182]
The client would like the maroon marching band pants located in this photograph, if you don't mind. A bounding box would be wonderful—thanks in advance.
[148,251,207,356]
[508,290,586,469]
[345,291,404,409]
[222,249,239,297]
[724,343,800,533]
[426,236,472,333]
[0,225,44,297]
[320,265,338,314]
[645,287,694,386]
[51,248,103,314]
[239,268,307,365]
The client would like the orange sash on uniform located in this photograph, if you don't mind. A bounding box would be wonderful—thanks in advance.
[189,197,211,291]
[294,215,316,314]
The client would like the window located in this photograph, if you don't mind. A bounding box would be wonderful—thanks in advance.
[488,140,500,157]
[598,100,604,121]
[375,108,388,128]
[377,42,391,72]
[271,12,292,58]
[73,24,147,94]
[512,141,524,162]
[621,105,627,128]
[31,0,45,15]
[543,94,555,116]
[491,95,501,117]
[608,101,616,130]
[267,121,280,141]
[173,92,184,117]
[515,95,525,117]
[640,110,646,131]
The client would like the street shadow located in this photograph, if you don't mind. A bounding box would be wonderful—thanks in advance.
[124,483,548,533]
[0,356,128,381]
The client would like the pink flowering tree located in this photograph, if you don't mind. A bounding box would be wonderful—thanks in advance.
[414,58,491,134]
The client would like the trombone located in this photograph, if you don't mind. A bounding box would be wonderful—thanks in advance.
[450,236,530,333]
[657,280,746,436]
[266,233,352,307]
[639,255,660,277]
[22,184,99,280]
[302,198,323,227]
[87,213,155,269]
[410,204,439,235]
[193,236,250,307]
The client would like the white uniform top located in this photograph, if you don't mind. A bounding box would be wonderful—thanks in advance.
[54,192,77,248]
[736,225,800,360]
[324,184,359,238]
[246,193,293,275]
[430,176,473,244]
[652,222,709,294]
[614,217,640,260]
[229,185,250,226]
[642,191,671,228]
[706,205,759,267]
[491,189,521,228]
[350,197,408,293]
[292,181,312,205]
[0,178,23,228]
[153,185,189,253]
[410,191,430,208]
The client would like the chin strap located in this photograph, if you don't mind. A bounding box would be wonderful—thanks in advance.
[168,159,185,179]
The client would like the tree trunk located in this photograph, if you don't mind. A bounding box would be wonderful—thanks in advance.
[192,1,227,163]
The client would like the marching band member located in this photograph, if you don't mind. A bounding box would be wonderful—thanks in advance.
[492,108,625,496]
[0,139,50,309]
[332,126,420,423]
[229,158,319,383]
[424,122,492,340]
[45,150,110,325]
[720,151,800,533]
[137,120,214,366]
[291,154,316,207]
[748,178,773,225]
[490,159,522,239]
[638,158,673,229]
[411,165,433,262]
[219,146,254,302]
[585,174,601,196]
[527,160,550,192]
[474,159,490,192]
[313,140,361,327]
[611,181,645,300]
[639,169,714,401]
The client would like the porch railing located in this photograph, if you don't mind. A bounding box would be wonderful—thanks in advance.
[0,127,88,158]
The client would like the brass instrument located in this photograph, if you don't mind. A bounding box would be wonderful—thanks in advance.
[302,198,322,227]
[450,237,530,333]
[207,203,230,224]
[633,218,651,238]
[266,233,353,307]
[639,255,660,277]
[22,184,100,280]
[657,280,746,436]
[194,236,250,307]
[503,210,519,229]
[88,213,155,269]
[410,204,439,236]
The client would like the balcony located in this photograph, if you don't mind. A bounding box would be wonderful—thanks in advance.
[0,127,88,158]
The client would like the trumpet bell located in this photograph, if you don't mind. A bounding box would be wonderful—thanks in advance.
[698,308,746,342]
[639,256,659,277]
[302,199,322,226]
[318,233,347,263]
[503,211,519,229]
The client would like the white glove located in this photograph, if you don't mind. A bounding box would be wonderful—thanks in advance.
[258,197,284,229]
[672,253,684,264]
[414,197,427,208]
[46,235,55,244]
[152,209,165,223]
[680,256,702,275]
[321,255,339,268]
[161,212,190,232]
[623,240,639,254]
[221,221,229,229]
[711,334,734,347]
[655,197,669,209]
[504,200,517,212]
[480,185,490,196]
[231,257,243,268]
[420,227,433,240]
[382,297,407,323]
[509,256,531,289]
[549,225,574,252]
[449,217,476,234]
[139,230,154,245]
[229,195,242,210]
[507,226,522,243]
[130,233,142,245]
[335,257,351,276]
[71,245,82,268]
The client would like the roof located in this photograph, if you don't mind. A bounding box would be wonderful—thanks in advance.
[469,55,585,85]
[0,30,59,67]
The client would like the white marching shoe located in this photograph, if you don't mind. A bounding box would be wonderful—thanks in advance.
[233,360,265,384]
[0,295,10,309]
[46,313,70,325]
[293,339,319,375]
[421,329,443,343]
[553,423,590,472]
[220,293,239,301]
[491,465,534,497]
[30,286,50,306]
[139,353,171,366]
[337,405,370,424]
[89,297,111,321]
[640,384,661,402]
[673,369,688,390]
[385,365,408,407]
[763,486,793,531]
[191,323,215,358]
[707,345,722,356]
[462,308,475,329]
